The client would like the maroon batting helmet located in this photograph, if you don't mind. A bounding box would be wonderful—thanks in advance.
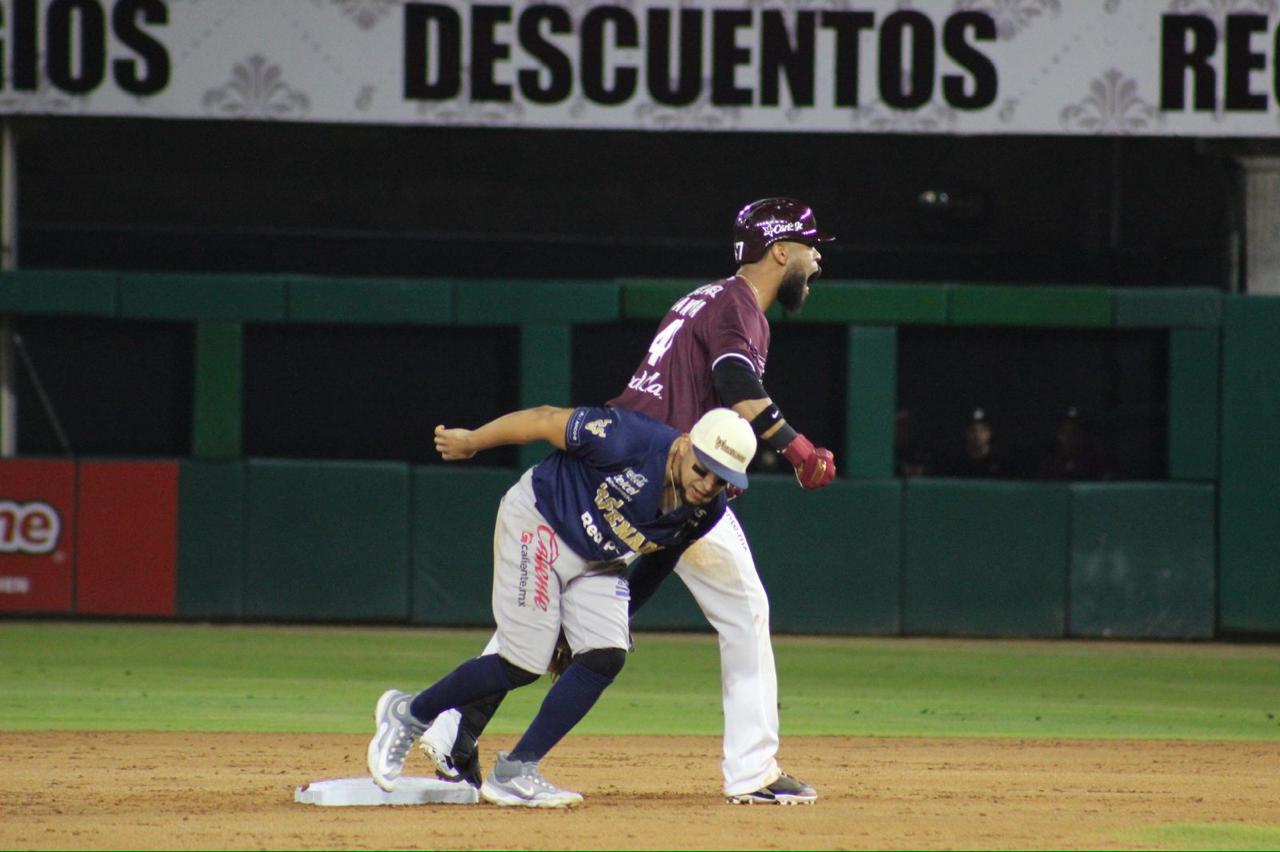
[733,197,834,264]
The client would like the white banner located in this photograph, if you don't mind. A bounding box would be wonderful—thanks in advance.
[0,0,1278,136]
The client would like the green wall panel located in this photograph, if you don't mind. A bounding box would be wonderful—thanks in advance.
[518,324,571,471]
[619,279,702,319]
[1218,295,1280,633]
[244,460,410,620]
[1068,483,1215,639]
[903,480,1069,636]
[0,269,118,316]
[455,279,619,324]
[192,322,243,460]
[793,281,949,325]
[1167,328,1220,481]
[410,467,512,626]
[287,276,453,324]
[177,461,245,619]
[1113,288,1223,328]
[949,286,1112,327]
[734,478,902,634]
[847,326,896,479]
[119,273,287,321]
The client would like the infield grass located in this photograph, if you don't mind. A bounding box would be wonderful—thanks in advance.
[1,620,1278,740]
[1120,823,1280,851]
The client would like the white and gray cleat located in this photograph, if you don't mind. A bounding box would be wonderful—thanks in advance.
[479,751,583,808]
[367,689,428,792]
[726,772,818,805]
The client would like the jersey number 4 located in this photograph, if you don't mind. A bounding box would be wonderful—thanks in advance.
[646,318,685,366]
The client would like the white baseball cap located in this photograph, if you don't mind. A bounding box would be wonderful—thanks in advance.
[689,408,757,490]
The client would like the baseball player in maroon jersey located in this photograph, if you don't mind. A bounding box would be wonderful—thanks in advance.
[420,198,836,805]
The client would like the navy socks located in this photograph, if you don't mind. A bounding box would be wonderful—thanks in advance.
[408,654,518,724]
[509,661,614,763]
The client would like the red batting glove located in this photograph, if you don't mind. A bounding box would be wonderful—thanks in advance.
[781,434,837,490]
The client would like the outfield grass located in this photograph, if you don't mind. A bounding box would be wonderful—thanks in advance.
[1,620,1278,740]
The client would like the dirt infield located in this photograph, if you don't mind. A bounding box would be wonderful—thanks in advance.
[3,732,1278,850]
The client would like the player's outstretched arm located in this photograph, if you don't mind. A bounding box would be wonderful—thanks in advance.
[712,358,837,490]
[434,405,572,460]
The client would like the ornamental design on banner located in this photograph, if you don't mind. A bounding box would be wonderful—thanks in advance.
[741,0,863,10]
[415,70,526,125]
[850,100,959,131]
[202,55,312,119]
[634,80,743,130]
[1166,0,1278,16]
[535,0,636,23]
[332,0,397,30]
[953,0,1061,40]
[0,61,85,115]
[1059,69,1162,134]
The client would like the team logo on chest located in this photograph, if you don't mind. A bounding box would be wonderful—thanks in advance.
[593,483,660,555]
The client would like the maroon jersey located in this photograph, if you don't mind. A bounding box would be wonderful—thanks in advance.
[609,275,770,432]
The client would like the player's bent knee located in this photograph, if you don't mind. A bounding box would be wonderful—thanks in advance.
[499,656,541,688]
[574,647,627,679]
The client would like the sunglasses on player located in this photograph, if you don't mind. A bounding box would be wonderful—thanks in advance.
[691,463,727,488]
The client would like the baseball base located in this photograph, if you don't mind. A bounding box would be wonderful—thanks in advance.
[294,776,479,806]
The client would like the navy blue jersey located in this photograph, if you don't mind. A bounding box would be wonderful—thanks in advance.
[531,406,726,562]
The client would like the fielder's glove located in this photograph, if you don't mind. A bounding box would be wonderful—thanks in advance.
[547,630,572,682]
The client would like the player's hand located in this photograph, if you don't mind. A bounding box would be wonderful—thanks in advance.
[725,484,744,501]
[434,425,477,461]
[781,433,837,490]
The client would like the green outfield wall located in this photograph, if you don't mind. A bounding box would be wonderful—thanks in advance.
[0,273,1275,637]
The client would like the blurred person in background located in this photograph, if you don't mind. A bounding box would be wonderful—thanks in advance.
[944,407,1008,478]
[1037,406,1109,481]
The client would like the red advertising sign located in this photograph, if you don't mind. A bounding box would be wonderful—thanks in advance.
[0,459,76,613]
[76,461,178,616]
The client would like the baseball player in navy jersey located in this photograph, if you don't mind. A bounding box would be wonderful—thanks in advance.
[419,198,836,805]
[367,404,757,807]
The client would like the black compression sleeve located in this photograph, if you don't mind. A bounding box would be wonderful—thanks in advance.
[712,356,767,406]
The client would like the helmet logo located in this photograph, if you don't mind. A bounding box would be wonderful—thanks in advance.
[758,218,805,239]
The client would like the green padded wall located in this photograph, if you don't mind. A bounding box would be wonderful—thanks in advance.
[1218,295,1280,634]
[244,460,411,620]
[1068,483,1215,639]
[410,467,511,626]
[949,286,1112,327]
[847,327,896,479]
[118,273,287,321]
[797,281,949,325]
[177,461,245,618]
[1112,288,1222,328]
[455,279,620,324]
[519,324,571,471]
[903,480,1069,637]
[192,322,243,460]
[619,279,701,319]
[0,269,118,316]
[287,277,453,324]
[1167,328,1220,481]
[734,477,902,634]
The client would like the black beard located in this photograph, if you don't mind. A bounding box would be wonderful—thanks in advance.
[777,267,809,313]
